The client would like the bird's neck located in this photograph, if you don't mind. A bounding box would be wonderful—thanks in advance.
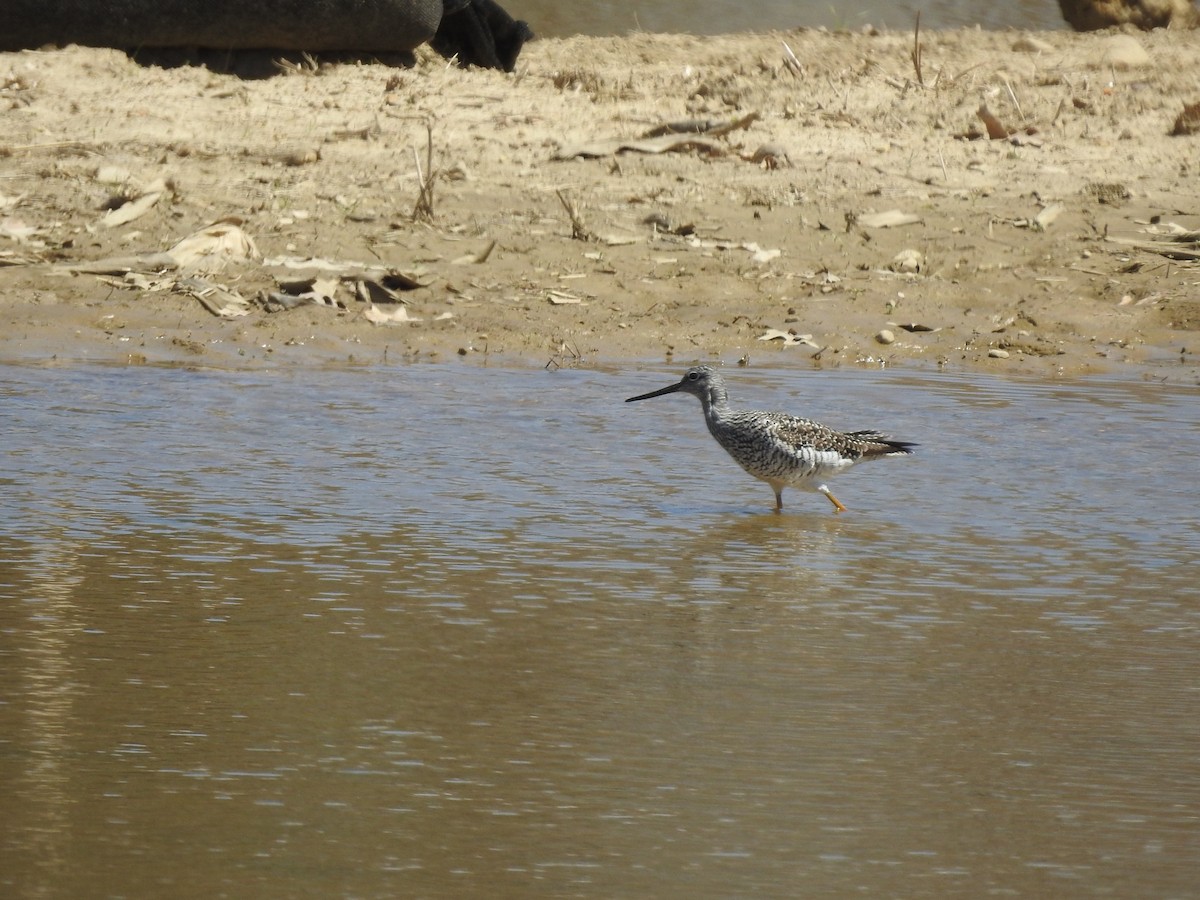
[699,383,730,422]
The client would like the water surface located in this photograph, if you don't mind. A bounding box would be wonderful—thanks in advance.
[2,362,1197,898]
[508,0,1066,37]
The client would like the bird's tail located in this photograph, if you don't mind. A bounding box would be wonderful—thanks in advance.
[849,430,916,457]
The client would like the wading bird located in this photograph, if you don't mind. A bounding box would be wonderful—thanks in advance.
[626,366,915,512]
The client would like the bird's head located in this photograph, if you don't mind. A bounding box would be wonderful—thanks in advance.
[626,366,725,405]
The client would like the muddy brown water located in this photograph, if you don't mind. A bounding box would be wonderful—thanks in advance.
[2,362,1197,898]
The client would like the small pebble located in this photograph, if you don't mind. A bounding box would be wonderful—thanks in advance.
[1171,102,1200,137]
[1012,35,1054,54]
[1100,35,1150,71]
[95,165,132,184]
[876,329,895,345]
[989,348,1010,359]
[891,249,924,274]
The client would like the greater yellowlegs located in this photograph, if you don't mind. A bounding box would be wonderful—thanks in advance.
[626,366,915,512]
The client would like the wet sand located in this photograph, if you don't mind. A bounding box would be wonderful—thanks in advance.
[1,29,1198,379]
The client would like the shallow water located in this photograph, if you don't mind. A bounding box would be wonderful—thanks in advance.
[2,362,1198,898]
[510,0,1065,37]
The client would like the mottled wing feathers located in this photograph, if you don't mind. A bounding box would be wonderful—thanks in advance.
[744,413,912,462]
[845,430,917,458]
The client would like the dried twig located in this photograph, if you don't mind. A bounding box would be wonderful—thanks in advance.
[781,41,804,79]
[473,240,497,264]
[702,111,760,138]
[911,12,923,87]
[1003,78,1026,123]
[0,140,96,158]
[274,52,320,76]
[411,122,436,222]
[1051,97,1067,127]
[545,340,582,370]
[556,189,594,241]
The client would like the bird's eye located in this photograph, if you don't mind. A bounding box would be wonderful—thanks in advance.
[687,372,699,381]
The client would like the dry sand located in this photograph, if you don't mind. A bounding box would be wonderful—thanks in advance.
[1,28,1198,380]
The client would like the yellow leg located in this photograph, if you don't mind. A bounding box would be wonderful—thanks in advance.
[818,485,847,513]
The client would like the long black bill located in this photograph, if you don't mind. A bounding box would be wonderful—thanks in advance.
[625,381,682,403]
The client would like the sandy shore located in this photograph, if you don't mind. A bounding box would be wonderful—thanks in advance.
[1,29,1198,380]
